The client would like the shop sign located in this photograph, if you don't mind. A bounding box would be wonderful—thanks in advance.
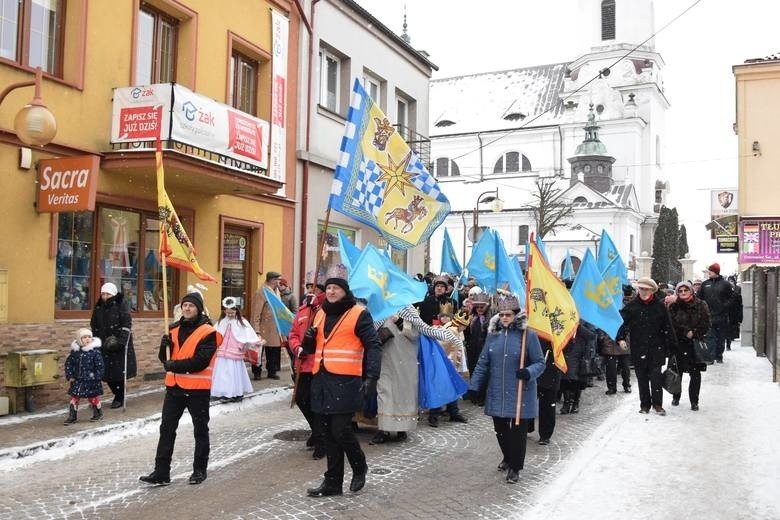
[270,10,289,185]
[37,155,100,213]
[716,235,738,254]
[111,83,269,171]
[739,217,780,263]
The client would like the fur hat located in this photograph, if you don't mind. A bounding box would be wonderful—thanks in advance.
[636,277,659,292]
[181,292,204,315]
[76,328,93,340]
[497,295,521,313]
[432,275,448,288]
[100,282,118,296]
[452,309,472,328]
[470,292,490,305]
[222,296,238,309]
[707,263,720,275]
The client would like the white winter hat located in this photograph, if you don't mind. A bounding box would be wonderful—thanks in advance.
[76,328,93,340]
[100,282,118,296]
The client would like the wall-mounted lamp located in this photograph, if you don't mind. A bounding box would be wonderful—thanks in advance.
[752,141,761,157]
[0,67,57,146]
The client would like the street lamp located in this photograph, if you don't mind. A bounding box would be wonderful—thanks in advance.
[462,188,504,267]
[0,67,57,146]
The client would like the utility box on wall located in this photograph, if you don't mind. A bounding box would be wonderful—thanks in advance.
[5,350,60,387]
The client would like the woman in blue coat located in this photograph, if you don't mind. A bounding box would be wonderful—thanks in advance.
[468,295,545,484]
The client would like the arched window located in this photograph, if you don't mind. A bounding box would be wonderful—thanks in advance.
[573,196,588,204]
[435,157,460,177]
[601,0,615,41]
[493,152,532,174]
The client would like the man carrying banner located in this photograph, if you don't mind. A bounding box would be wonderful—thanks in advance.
[251,271,284,380]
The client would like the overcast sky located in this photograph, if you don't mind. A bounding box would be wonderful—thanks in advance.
[354,0,779,276]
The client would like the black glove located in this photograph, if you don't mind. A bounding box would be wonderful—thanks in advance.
[301,327,317,354]
[515,368,531,381]
[104,336,119,352]
[361,377,378,400]
[158,334,172,363]
[163,359,174,372]
[377,326,393,345]
[463,389,479,403]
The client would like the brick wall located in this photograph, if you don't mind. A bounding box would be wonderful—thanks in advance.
[0,319,166,412]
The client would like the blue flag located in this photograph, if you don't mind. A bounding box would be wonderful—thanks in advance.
[571,249,623,339]
[535,235,551,265]
[512,256,528,311]
[348,243,428,322]
[329,79,451,250]
[338,230,362,273]
[601,255,629,311]
[467,229,525,296]
[597,229,622,275]
[562,249,575,280]
[262,287,295,338]
[441,228,462,275]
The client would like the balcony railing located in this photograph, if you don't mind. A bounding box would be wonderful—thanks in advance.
[394,124,431,172]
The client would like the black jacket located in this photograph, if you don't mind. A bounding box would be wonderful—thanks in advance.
[91,293,137,382]
[697,275,734,324]
[418,294,457,325]
[311,297,382,415]
[536,338,562,390]
[617,294,677,368]
[669,297,711,372]
[161,314,218,396]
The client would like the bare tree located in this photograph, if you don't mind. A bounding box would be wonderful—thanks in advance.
[522,179,575,238]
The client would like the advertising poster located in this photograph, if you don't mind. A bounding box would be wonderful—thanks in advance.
[739,217,780,263]
[270,10,289,186]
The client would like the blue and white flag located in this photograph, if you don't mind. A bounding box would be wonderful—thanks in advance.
[348,243,428,322]
[330,79,451,250]
[441,228,462,275]
[571,249,623,339]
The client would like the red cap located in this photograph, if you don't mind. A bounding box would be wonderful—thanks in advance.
[707,263,720,275]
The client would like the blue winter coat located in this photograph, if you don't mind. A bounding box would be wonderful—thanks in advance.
[469,316,545,419]
[64,339,105,398]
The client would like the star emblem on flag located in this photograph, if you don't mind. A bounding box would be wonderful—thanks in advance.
[376,152,416,197]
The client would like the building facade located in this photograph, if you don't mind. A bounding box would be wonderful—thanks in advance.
[427,0,667,276]
[0,0,303,408]
[294,0,437,285]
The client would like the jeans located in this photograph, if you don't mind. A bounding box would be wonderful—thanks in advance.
[492,417,530,472]
[706,321,727,362]
[154,390,210,474]
[634,359,663,408]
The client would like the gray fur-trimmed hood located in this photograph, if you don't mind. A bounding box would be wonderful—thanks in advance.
[71,337,102,351]
[487,312,528,334]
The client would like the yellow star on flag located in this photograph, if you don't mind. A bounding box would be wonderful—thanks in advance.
[376,152,416,197]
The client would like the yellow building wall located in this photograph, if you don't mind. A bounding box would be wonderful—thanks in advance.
[735,63,780,217]
[0,0,293,324]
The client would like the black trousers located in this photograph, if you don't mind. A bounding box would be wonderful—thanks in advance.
[106,380,124,402]
[154,389,210,474]
[323,412,367,487]
[536,385,558,440]
[634,359,663,408]
[295,372,325,449]
[492,417,530,472]
[605,355,632,388]
[673,368,702,404]
[265,347,281,375]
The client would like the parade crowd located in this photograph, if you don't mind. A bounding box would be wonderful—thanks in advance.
[60,263,742,494]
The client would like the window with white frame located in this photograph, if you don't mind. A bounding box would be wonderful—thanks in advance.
[363,73,380,104]
[493,151,532,174]
[319,49,340,112]
[435,157,460,178]
[396,96,408,139]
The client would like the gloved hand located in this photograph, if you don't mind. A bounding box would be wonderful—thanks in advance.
[104,336,119,352]
[377,326,393,345]
[301,327,317,354]
[515,368,531,381]
[361,377,378,400]
[463,389,479,403]
[162,359,174,372]
[158,334,172,363]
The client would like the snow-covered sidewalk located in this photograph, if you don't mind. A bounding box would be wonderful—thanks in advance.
[525,344,780,520]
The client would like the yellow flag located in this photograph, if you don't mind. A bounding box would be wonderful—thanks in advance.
[156,146,216,282]
[526,241,579,372]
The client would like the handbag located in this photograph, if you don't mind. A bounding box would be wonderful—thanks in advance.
[662,357,681,395]
[692,339,712,365]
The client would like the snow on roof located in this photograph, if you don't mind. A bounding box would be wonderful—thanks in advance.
[430,63,570,136]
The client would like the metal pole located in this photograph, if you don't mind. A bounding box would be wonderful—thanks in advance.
[121,328,131,412]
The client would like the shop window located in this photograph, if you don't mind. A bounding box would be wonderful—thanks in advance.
[55,206,178,315]
[135,6,177,84]
[0,0,65,76]
[230,50,258,115]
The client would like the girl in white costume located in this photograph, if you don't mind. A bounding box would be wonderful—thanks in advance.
[212,297,262,402]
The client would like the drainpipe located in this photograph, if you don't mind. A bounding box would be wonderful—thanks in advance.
[295,0,319,294]
[477,132,484,182]
[557,125,564,176]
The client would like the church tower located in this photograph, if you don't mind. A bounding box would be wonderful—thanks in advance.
[576,0,656,52]
[568,105,616,193]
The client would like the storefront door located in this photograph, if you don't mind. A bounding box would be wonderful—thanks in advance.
[221,227,251,310]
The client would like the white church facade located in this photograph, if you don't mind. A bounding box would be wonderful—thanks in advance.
[427,0,669,277]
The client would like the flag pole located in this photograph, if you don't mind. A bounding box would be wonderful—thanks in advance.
[515,233,534,425]
[161,233,170,360]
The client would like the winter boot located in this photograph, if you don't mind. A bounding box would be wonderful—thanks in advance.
[560,391,573,415]
[605,383,617,395]
[570,390,581,414]
[63,404,77,425]
[90,404,103,422]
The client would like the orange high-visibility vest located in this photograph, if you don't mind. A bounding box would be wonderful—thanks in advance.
[311,305,365,376]
[165,323,221,390]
